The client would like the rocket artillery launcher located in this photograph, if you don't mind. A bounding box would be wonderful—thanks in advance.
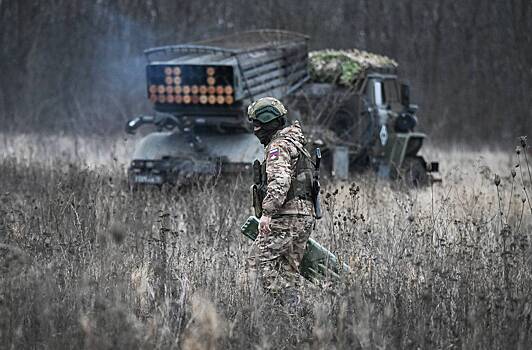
[125,30,309,185]
[241,216,350,282]
[124,30,440,186]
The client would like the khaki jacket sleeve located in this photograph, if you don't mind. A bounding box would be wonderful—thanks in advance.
[261,139,295,217]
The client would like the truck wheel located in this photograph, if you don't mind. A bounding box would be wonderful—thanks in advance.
[402,156,429,187]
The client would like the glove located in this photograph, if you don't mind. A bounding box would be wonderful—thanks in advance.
[258,215,272,236]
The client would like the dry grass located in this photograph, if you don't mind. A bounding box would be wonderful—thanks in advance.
[1,133,531,349]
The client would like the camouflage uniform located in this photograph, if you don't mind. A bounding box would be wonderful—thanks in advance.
[249,121,315,293]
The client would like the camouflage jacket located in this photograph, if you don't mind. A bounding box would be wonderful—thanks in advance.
[262,121,314,217]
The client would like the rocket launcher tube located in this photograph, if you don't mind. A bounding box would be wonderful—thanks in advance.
[240,216,350,281]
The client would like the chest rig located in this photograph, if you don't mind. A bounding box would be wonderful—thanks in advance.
[252,140,314,217]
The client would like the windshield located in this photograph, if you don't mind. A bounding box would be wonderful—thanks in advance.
[373,80,384,106]
[370,78,400,107]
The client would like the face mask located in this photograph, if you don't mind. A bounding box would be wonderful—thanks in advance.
[254,119,283,145]
[254,128,275,145]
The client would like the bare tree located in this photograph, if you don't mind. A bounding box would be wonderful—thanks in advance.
[0,0,529,143]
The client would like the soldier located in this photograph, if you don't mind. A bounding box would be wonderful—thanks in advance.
[247,97,315,301]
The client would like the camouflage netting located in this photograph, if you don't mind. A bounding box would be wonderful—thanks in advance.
[309,49,398,86]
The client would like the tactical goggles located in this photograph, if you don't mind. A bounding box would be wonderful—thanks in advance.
[248,105,283,124]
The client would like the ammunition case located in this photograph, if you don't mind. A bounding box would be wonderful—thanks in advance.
[241,216,349,281]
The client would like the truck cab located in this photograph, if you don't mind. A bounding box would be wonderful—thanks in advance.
[293,69,439,185]
[365,74,438,185]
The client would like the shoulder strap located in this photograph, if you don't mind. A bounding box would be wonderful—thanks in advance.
[287,139,316,167]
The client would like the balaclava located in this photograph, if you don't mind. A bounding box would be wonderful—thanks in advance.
[254,118,286,145]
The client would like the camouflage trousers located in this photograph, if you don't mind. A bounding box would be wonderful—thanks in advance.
[248,214,314,294]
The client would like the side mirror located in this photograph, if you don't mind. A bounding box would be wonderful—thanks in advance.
[401,83,410,107]
[125,117,142,134]
[125,115,155,134]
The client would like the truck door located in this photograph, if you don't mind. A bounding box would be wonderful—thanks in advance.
[368,79,389,146]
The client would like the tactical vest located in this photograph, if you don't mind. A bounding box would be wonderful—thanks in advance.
[256,141,314,208]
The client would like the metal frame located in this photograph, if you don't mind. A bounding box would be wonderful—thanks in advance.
[144,29,310,62]
[144,45,237,62]
[146,30,310,111]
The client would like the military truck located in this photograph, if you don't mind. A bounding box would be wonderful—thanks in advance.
[125,30,439,186]
[289,48,440,185]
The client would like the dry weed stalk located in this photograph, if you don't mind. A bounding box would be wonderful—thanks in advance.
[0,135,531,349]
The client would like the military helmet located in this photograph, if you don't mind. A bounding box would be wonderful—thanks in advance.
[247,97,287,124]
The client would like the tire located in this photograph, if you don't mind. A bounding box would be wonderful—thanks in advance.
[401,156,429,187]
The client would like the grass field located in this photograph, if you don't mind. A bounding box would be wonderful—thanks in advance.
[1,133,531,349]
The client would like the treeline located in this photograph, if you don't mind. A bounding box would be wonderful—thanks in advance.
[0,0,530,145]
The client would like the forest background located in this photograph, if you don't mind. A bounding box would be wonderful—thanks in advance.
[1,0,531,145]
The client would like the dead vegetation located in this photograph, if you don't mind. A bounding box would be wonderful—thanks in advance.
[1,135,531,349]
